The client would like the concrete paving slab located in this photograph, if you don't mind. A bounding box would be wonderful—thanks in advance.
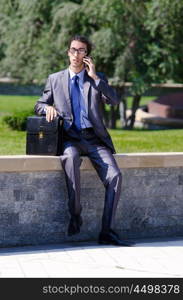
[0,238,183,278]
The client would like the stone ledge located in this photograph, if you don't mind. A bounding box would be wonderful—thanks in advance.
[1,153,183,247]
[1,152,183,172]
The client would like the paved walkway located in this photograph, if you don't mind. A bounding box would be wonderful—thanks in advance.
[0,237,183,278]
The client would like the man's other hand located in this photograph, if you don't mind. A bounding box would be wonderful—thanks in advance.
[46,106,57,122]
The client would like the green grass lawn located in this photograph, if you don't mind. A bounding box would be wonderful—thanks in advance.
[0,95,38,155]
[109,128,183,153]
[0,120,26,155]
[0,95,38,115]
[0,94,183,155]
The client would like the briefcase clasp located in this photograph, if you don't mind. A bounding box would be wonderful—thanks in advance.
[39,131,44,139]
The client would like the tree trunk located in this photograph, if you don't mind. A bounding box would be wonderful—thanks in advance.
[114,86,127,129]
[108,104,119,129]
[126,94,141,129]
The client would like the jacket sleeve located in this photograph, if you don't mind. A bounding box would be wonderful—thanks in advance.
[34,76,54,115]
[94,73,120,106]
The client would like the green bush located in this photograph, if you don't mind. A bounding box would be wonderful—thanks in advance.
[3,110,34,131]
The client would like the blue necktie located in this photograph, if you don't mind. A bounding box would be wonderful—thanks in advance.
[71,75,81,130]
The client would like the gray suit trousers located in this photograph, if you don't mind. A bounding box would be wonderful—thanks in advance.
[60,128,122,232]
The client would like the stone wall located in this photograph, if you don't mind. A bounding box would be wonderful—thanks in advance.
[0,153,183,247]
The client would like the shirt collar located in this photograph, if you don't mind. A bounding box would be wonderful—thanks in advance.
[69,68,85,82]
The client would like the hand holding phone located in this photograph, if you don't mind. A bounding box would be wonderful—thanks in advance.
[83,56,98,80]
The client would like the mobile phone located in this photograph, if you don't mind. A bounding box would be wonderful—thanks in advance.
[83,56,86,68]
[83,56,92,70]
[83,56,88,70]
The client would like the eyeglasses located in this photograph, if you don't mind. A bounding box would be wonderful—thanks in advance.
[69,47,87,55]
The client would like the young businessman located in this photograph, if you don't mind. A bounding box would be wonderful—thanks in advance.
[35,35,132,246]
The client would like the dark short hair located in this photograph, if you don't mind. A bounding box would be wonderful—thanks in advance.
[68,35,93,55]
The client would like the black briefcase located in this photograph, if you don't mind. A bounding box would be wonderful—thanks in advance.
[26,116,63,155]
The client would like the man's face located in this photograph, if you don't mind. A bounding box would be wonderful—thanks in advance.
[68,40,87,69]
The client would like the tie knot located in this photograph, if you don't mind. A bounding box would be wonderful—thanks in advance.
[73,75,79,83]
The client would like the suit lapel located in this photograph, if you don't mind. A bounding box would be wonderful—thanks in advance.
[83,71,91,113]
[60,69,72,113]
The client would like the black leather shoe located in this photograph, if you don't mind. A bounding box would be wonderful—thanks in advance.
[98,231,133,246]
[109,229,120,238]
[68,215,83,236]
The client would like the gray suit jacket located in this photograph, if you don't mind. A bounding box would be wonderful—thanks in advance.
[34,68,120,153]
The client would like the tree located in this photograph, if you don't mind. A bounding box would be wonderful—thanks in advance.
[1,0,183,129]
[145,0,183,83]
[0,0,59,82]
[110,0,183,128]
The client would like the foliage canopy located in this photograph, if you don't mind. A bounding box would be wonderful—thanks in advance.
[0,0,183,93]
